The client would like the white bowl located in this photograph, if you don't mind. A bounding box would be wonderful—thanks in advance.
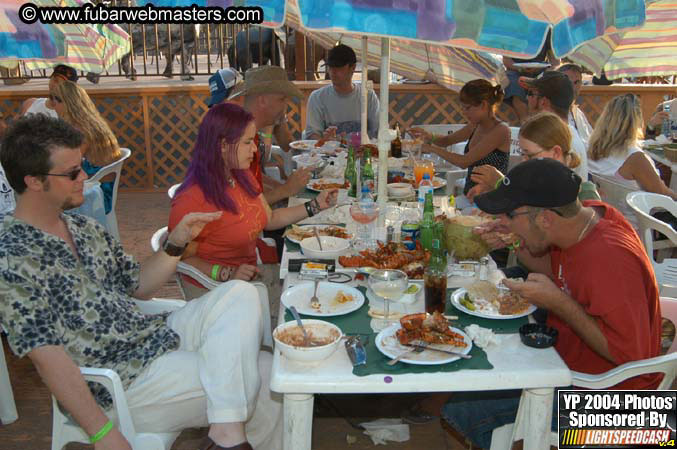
[387,183,414,198]
[273,320,342,363]
[300,236,350,259]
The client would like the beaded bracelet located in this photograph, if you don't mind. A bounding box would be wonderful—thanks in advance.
[89,420,113,444]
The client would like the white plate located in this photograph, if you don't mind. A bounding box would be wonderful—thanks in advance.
[513,62,551,69]
[290,140,341,154]
[306,178,348,192]
[375,323,472,365]
[285,225,352,245]
[432,176,447,190]
[450,288,536,320]
[281,281,365,317]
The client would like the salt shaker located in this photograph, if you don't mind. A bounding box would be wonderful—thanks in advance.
[478,256,489,281]
[386,225,394,243]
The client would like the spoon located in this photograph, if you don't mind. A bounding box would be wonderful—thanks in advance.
[387,346,424,366]
[289,306,310,346]
[313,227,323,250]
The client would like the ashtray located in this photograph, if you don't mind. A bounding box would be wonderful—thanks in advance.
[519,323,558,348]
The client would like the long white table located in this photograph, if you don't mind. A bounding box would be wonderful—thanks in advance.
[271,271,572,450]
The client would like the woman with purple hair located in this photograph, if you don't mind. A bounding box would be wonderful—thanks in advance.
[169,103,337,298]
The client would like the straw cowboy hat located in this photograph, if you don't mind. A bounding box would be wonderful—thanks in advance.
[228,66,303,100]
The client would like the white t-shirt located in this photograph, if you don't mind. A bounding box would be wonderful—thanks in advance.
[568,106,592,147]
[303,83,379,139]
[24,98,58,118]
[569,124,589,181]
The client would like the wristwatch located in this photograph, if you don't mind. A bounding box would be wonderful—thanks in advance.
[162,239,187,257]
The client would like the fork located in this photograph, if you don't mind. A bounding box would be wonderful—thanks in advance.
[387,346,424,365]
[310,278,321,309]
[313,227,324,250]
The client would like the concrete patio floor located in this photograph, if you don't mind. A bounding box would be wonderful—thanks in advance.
[0,191,466,450]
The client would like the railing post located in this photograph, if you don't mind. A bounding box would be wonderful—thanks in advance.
[141,94,154,189]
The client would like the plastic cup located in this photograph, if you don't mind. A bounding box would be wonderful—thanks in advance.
[413,159,434,187]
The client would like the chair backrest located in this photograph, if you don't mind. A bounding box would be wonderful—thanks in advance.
[626,191,677,257]
[660,296,677,355]
[88,148,131,215]
[590,173,637,218]
[508,127,520,156]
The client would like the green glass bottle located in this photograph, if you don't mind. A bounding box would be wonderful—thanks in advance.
[424,222,448,314]
[419,191,435,250]
[361,148,375,194]
[344,146,357,198]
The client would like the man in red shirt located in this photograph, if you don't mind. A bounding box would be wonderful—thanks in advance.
[442,158,661,448]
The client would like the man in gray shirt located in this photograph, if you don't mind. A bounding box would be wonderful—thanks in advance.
[303,44,379,140]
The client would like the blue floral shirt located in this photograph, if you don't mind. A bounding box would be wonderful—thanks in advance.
[0,213,180,406]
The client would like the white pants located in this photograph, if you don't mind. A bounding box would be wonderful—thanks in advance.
[124,281,282,450]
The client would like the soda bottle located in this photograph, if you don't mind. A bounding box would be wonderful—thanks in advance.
[344,146,357,198]
[417,173,434,217]
[391,123,402,158]
[424,222,447,314]
[361,147,375,194]
[419,191,434,251]
[663,101,671,138]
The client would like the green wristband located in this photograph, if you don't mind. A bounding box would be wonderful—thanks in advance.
[211,264,221,281]
[428,134,436,145]
[89,420,113,444]
[258,132,273,139]
[495,176,504,190]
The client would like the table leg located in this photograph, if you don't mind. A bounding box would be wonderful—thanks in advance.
[283,393,314,450]
[520,388,554,450]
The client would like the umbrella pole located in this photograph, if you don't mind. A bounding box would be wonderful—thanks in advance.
[361,36,368,145]
[377,37,391,227]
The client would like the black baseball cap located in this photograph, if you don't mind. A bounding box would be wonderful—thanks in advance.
[51,64,78,82]
[325,44,357,67]
[475,158,582,215]
[519,71,574,111]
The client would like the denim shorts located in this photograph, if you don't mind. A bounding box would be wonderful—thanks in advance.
[441,389,560,449]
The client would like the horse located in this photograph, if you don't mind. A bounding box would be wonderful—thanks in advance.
[227,27,281,73]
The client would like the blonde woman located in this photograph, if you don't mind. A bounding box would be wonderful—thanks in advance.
[468,112,599,201]
[51,81,121,213]
[588,94,676,204]
[410,79,510,195]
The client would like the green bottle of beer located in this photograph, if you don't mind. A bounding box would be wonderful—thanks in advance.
[345,146,357,198]
[361,148,375,194]
[419,191,435,250]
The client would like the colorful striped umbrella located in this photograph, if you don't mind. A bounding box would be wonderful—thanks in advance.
[284,0,504,92]
[0,0,129,72]
[567,0,677,80]
[295,0,646,59]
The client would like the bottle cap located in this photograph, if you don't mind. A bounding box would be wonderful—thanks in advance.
[423,173,431,179]
[362,185,369,192]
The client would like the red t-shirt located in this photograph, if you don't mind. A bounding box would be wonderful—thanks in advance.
[249,134,263,189]
[548,201,661,389]
[168,182,268,287]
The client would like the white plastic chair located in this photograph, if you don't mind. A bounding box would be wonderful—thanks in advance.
[626,192,677,297]
[412,123,465,135]
[88,148,132,240]
[490,296,677,450]
[150,227,273,347]
[167,183,180,199]
[507,127,522,171]
[51,298,185,450]
[590,172,639,227]
[0,333,17,424]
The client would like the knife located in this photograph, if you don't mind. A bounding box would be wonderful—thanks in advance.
[404,342,472,359]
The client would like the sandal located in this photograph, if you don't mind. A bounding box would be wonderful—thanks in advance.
[200,436,253,450]
[400,403,439,425]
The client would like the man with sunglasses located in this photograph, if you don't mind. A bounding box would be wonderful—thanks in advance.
[518,71,588,180]
[0,115,281,450]
[441,158,661,449]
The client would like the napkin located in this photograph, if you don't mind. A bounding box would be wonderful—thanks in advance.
[464,324,501,348]
[360,419,410,445]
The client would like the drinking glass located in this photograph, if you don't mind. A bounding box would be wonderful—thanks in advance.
[413,159,434,187]
[349,200,380,251]
[368,269,408,326]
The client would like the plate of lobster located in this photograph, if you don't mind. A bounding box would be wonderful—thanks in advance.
[290,139,342,154]
[375,312,472,365]
[338,241,429,279]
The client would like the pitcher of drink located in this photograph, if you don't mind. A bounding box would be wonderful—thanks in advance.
[413,159,434,188]
[424,222,447,314]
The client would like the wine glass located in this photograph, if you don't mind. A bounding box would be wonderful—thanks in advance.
[368,269,408,328]
[349,200,380,251]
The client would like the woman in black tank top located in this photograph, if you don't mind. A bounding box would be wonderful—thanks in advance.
[410,79,511,195]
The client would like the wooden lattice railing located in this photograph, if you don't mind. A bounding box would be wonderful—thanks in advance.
[1,82,675,190]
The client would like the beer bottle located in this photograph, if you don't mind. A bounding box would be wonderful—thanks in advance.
[419,191,435,250]
[361,147,375,194]
[391,123,402,158]
[345,145,357,197]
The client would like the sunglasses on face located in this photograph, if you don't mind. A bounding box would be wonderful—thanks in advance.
[49,94,62,103]
[38,167,83,181]
[526,91,543,98]
[517,147,547,159]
